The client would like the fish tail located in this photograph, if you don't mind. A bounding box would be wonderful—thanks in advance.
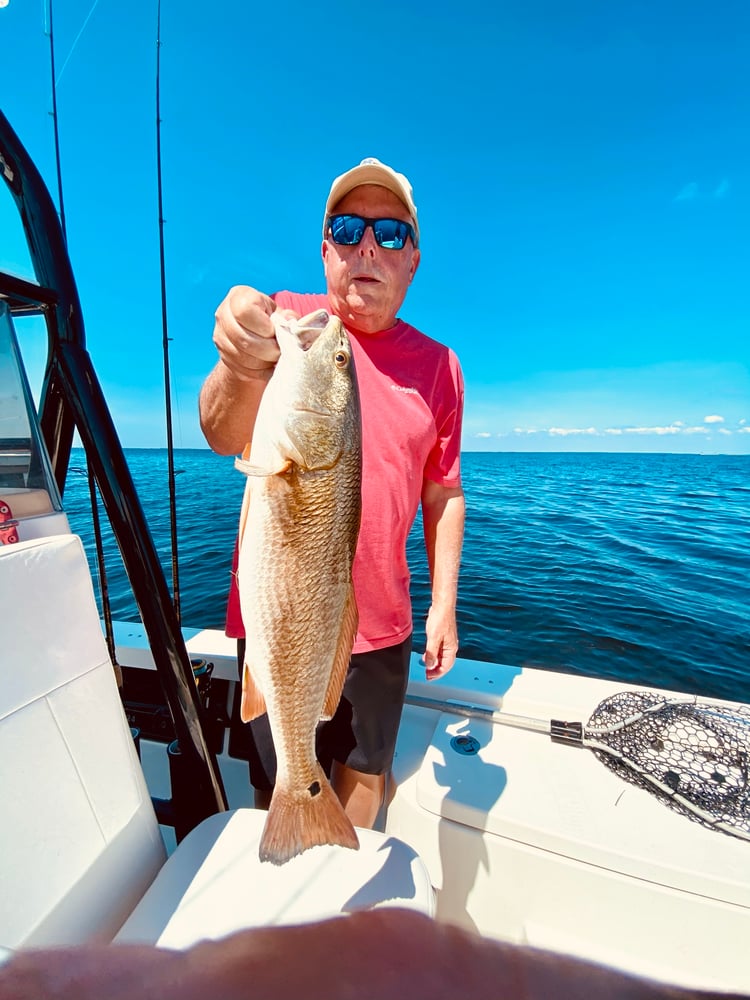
[259,766,359,865]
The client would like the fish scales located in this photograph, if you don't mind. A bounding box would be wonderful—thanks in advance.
[235,309,362,864]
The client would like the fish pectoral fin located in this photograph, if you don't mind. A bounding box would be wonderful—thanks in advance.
[321,584,359,720]
[240,661,268,722]
[237,479,252,547]
[235,454,293,478]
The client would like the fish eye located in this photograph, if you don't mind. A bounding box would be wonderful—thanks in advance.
[334,350,349,369]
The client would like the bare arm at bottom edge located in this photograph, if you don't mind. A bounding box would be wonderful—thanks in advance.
[0,909,735,1000]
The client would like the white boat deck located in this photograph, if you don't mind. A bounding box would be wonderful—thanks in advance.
[113,617,750,991]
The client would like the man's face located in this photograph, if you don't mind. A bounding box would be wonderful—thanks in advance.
[322,185,420,335]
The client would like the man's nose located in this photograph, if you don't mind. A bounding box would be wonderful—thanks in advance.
[358,227,378,257]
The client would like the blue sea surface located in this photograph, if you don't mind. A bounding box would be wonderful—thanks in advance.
[62,450,750,704]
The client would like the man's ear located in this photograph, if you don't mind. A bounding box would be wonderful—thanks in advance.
[409,248,421,282]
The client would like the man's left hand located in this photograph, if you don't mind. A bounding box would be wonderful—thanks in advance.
[423,603,459,680]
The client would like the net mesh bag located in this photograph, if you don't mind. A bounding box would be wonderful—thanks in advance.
[586,690,750,840]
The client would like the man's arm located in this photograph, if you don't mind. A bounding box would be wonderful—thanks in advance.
[421,478,465,680]
[198,286,281,455]
[199,362,271,456]
[0,908,717,1000]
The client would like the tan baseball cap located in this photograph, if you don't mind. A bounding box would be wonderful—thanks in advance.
[323,157,419,244]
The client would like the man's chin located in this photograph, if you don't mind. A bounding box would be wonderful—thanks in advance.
[344,290,375,315]
[343,300,386,335]
[327,288,389,333]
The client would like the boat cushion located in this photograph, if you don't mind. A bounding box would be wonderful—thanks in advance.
[0,533,166,950]
[116,808,435,949]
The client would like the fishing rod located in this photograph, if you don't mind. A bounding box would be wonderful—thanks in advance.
[156,0,181,622]
[45,0,124,678]
[45,0,67,242]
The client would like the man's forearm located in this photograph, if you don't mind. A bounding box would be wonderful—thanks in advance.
[421,483,465,608]
[199,361,271,456]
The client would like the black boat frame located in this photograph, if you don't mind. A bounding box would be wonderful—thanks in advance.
[0,110,228,836]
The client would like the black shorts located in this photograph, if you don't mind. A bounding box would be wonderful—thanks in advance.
[235,635,412,791]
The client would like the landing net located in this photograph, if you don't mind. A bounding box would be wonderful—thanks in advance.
[586,690,750,841]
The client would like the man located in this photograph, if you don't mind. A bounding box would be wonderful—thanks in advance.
[199,158,465,828]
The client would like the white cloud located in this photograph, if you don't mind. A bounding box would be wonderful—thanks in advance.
[494,417,749,443]
[548,427,597,436]
[510,420,740,440]
[624,425,681,435]
[674,180,730,203]
[714,178,730,199]
[474,432,491,438]
[674,182,698,202]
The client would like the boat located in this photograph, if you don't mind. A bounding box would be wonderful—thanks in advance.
[2,109,750,994]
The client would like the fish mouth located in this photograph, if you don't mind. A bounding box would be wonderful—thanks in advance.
[282,310,332,352]
[293,406,334,419]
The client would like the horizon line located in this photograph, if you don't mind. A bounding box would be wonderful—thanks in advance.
[69,445,750,457]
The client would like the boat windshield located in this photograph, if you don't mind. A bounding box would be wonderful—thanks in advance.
[0,300,62,515]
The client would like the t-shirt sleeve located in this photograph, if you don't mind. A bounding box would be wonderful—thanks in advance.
[424,349,464,488]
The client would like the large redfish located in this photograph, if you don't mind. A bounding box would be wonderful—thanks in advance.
[235,309,361,865]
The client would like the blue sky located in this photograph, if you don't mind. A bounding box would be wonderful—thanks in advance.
[1,0,748,453]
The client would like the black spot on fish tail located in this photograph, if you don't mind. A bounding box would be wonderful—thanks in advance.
[308,781,321,797]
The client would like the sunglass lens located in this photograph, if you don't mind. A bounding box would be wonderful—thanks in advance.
[373,219,408,249]
[330,215,365,245]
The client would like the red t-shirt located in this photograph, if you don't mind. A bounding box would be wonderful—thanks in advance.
[225,292,464,653]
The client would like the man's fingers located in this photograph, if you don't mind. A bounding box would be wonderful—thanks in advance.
[214,286,281,374]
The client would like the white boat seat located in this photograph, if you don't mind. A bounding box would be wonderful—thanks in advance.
[0,533,166,951]
[116,808,434,948]
[0,532,433,956]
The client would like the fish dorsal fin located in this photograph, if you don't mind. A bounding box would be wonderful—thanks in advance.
[240,660,268,723]
[321,584,359,721]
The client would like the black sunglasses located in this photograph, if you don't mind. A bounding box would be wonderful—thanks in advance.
[327,214,417,250]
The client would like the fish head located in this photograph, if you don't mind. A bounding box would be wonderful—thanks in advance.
[267,310,360,472]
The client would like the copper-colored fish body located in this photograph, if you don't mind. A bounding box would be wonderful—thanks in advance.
[236,310,361,864]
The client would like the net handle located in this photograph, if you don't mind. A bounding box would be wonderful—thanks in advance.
[405,691,750,843]
[404,691,714,740]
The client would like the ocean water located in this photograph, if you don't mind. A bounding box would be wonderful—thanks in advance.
[62,449,750,704]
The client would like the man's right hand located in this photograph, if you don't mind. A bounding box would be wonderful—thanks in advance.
[213,286,281,381]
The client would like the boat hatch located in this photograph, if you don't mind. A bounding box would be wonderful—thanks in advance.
[411,681,750,909]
